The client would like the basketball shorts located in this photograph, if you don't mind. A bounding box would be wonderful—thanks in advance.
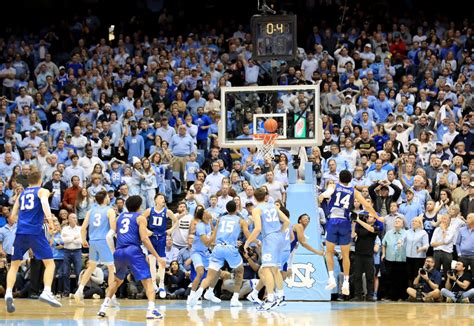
[12,233,53,261]
[191,250,210,269]
[150,235,166,258]
[261,232,282,267]
[280,249,291,272]
[209,244,243,271]
[89,239,114,265]
[326,218,352,245]
[114,245,151,281]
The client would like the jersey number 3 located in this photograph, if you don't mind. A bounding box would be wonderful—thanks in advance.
[119,219,130,234]
[20,194,35,210]
[334,192,351,209]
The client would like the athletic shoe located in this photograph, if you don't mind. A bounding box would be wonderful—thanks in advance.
[341,281,350,296]
[247,291,262,305]
[146,309,164,320]
[230,297,243,307]
[461,298,470,304]
[110,296,120,307]
[204,290,221,303]
[276,296,287,306]
[446,297,454,303]
[325,277,337,291]
[256,300,277,311]
[188,289,204,307]
[158,288,166,299]
[39,291,62,307]
[73,291,84,304]
[186,294,193,306]
[5,296,15,313]
[98,304,108,317]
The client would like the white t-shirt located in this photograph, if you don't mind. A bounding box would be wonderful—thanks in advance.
[172,214,193,249]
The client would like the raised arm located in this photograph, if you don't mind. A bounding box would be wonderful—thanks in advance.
[355,189,383,222]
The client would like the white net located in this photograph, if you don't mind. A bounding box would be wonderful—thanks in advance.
[253,134,278,161]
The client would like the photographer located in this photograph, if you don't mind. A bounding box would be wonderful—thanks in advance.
[221,242,260,299]
[406,257,442,302]
[440,261,473,303]
[351,213,381,301]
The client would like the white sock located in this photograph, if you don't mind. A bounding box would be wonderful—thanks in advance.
[267,293,275,302]
[77,284,85,293]
[328,271,334,279]
[344,275,349,283]
[6,288,12,297]
[251,289,259,296]
[103,297,111,306]
[44,286,52,293]
[158,267,165,288]
[112,295,117,300]
[232,292,239,300]
[148,301,155,310]
[276,290,284,298]
[208,287,214,293]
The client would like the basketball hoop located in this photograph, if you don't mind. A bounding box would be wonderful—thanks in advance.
[253,133,278,161]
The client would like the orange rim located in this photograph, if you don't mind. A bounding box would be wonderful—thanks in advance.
[252,133,279,145]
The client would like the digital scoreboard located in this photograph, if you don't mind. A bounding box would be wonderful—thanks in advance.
[251,14,297,61]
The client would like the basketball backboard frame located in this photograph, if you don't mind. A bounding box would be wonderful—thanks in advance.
[252,113,287,139]
[218,83,322,148]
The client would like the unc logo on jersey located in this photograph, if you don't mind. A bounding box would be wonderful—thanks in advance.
[262,253,273,262]
[285,263,316,289]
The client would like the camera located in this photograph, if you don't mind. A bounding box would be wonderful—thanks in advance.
[447,269,455,276]
[350,211,369,222]
[419,268,427,276]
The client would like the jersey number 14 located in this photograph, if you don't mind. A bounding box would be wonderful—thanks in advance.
[334,192,351,209]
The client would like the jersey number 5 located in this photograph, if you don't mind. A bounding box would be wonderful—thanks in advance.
[20,194,35,210]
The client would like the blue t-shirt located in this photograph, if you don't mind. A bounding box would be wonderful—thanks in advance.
[185,161,200,182]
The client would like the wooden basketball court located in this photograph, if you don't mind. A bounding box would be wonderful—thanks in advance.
[1,298,473,325]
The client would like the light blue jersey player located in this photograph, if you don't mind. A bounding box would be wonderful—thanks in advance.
[189,200,251,307]
[74,191,116,303]
[97,196,164,320]
[319,170,379,297]
[187,205,219,305]
[5,169,61,313]
[244,188,290,311]
[142,193,178,298]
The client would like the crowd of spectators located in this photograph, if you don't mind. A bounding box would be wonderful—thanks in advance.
[0,5,473,302]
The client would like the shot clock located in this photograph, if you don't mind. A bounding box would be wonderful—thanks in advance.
[251,14,297,61]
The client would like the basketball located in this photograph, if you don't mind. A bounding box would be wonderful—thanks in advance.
[264,118,278,132]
